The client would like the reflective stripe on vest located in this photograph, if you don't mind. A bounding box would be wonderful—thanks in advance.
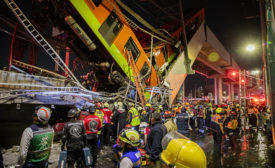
[130,108,140,126]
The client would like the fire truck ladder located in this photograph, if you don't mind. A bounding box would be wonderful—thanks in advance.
[127,50,147,109]
[4,0,82,87]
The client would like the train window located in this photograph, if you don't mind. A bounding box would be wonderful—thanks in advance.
[140,62,149,77]
[125,37,140,62]
[99,11,123,46]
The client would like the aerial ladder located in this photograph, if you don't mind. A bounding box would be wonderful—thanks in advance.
[4,0,82,88]
[126,50,147,109]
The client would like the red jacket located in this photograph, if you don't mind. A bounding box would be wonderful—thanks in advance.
[102,108,112,124]
[84,114,102,134]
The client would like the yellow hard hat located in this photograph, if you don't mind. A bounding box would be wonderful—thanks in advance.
[216,107,223,114]
[103,102,109,108]
[161,131,206,168]
[185,102,190,106]
[146,103,151,107]
[128,102,135,107]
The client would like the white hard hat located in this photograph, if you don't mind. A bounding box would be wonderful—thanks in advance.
[36,106,51,124]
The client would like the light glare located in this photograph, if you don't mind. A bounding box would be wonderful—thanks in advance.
[246,44,255,52]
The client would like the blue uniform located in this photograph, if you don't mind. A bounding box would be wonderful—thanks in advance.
[121,148,141,168]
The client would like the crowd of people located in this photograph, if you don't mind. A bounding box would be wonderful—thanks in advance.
[13,99,271,168]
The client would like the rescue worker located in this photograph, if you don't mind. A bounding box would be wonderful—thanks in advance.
[157,105,163,113]
[137,106,143,115]
[17,106,54,168]
[78,105,89,120]
[186,104,195,130]
[111,102,119,141]
[205,103,213,129]
[247,105,258,130]
[145,104,152,123]
[224,111,239,155]
[118,129,142,168]
[164,111,177,133]
[112,102,128,140]
[160,131,207,168]
[263,106,271,132]
[146,113,167,168]
[197,105,206,135]
[84,105,102,167]
[128,103,141,132]
[61,108,87,168]
[140,109,148,123]
[210,106,226,154]
[102,102,113,145]
[175,107,191,137]
[95,102,105,146]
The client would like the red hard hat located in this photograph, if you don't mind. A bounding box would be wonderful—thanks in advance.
[96,102,103,109]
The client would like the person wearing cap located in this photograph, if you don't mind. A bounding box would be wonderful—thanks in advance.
[17,106,54,168]
[62,108,87,167]
[84,105,102,167]
[117,129,142,168]
[102,102,113,145]
[146,112,167,168]
[160,131,207,168]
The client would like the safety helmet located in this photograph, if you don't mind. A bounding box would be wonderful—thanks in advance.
[145,104,151,108]
[164,111,172,118]
[230,111,237,116]
[96,102,103,109]
[137,106,143,111]
[216,107,223,114]
[158,105,163,110]
[236,104,240,107]
[68,108,78,118]
[117,102,123,110]
[125,124,132,129]
[185,102,190,106]
[128,102,134,107]
[119,129,140,147]
[35,106,51,124]
[89,105,96,113]
[161,131,206,168]
[103,102,109,108]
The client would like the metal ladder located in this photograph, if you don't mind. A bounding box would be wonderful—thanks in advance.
[127,50,147,109]
[3,0,82,87]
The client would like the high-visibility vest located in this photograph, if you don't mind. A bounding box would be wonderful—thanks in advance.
[226,119,238,130]
[129,107,140,126]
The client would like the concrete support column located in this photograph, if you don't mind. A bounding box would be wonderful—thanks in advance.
[214,77,218,104]
[177,82,185,103]
[230,83,235,102]
[218,77,223,104]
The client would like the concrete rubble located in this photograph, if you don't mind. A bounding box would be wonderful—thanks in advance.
[2,142,115,168]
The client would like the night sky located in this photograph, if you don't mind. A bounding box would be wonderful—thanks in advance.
[0,0,262,94]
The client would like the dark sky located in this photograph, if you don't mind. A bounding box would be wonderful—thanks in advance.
[0,0,262,71]
[197,0,262,70]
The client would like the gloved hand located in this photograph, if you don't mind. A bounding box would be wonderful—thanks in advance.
[112,144,121,153]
